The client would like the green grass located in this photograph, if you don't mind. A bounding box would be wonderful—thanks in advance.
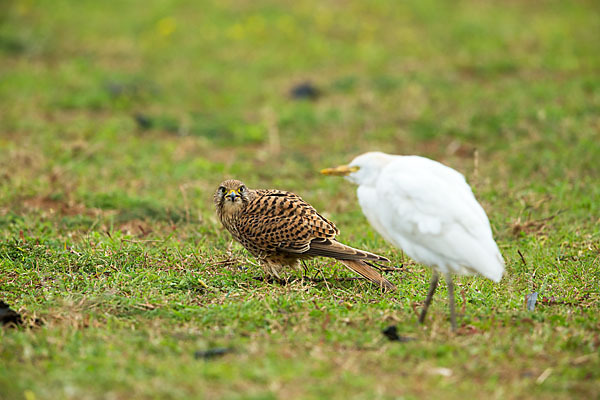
[1,0,599,398]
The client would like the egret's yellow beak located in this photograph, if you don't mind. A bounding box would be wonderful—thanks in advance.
[320,165,360,176]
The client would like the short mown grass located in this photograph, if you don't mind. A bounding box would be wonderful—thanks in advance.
[1,0,599,398]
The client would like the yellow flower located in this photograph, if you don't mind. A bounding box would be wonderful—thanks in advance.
[157,17,177,38]
[245,14,265,35]
[24,391,36,400]
[276,15,296,36]
[227,23,245,40]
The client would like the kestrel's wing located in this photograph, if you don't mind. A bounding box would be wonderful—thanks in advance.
[241,190,386,260]
[239,190,339,254]
[241,189,395,290]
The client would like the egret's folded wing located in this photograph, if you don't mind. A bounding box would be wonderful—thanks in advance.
[378,159,493,239]
[376,160,504,281]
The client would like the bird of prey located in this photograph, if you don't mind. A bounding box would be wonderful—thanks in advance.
[214,179,396,290]
[322,152,504,330]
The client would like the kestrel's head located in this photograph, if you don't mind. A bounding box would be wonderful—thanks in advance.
[321,152,394,186]
[214,179,252,215]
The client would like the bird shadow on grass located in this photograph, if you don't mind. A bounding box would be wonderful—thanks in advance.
[250,274,399,295]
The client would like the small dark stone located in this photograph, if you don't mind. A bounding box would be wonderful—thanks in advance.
[382,325,399,340]
[0,301,23,327]
[290,82,321,100]
[104,80,147,98]
[105,82,126,97]
[194,347,234,360]
[0,36,26,54]
[134,113,154,130]
[382,325,415,342]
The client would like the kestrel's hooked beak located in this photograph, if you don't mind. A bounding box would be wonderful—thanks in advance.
[225,189,240,201]
[320,165,360,176]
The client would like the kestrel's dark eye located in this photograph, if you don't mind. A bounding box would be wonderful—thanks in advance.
[239,185,246,193]
[219,186,226,194]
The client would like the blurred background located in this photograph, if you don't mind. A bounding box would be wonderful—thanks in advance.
[1,1,599,398]
[1,0,598,226]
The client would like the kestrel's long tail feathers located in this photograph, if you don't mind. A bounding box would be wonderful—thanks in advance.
[303,239,390,262]
[338,260,397,291]
[299,239,396,290]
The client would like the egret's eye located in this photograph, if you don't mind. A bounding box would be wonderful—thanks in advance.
[239,185,246,193]
[219,186,226,194]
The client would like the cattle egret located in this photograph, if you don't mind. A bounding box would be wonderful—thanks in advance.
[322,152,504,330]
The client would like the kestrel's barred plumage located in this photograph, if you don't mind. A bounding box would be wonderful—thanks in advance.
[214,179,396,290]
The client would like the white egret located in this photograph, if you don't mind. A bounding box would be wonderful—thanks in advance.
[322,152,504,330]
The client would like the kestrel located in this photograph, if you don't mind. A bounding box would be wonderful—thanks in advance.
[322,152,504,330]
[214,179,396,290]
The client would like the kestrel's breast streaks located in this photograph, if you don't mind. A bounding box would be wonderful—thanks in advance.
[214,179,396,290]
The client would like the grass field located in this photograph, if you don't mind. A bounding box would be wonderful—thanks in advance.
[1,0,599,398]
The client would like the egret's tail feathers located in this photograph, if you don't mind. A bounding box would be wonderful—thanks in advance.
[486,253,505,282]
[338,260,397,291]
[452,232,505,282]
[473,248,505,282]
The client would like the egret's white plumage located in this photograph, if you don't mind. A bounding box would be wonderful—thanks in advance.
[322,151,504,329]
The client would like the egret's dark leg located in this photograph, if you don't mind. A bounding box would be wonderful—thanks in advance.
[445,274,457,331]
[419,272,439,324]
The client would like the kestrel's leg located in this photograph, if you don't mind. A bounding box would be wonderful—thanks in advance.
[311,263,325,281]
[259,259,280,283]
[301,260,310,276]
[419,272,439,324]
[444,273,457,331]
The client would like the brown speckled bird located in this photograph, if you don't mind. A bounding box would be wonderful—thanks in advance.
[214,179,396,290]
